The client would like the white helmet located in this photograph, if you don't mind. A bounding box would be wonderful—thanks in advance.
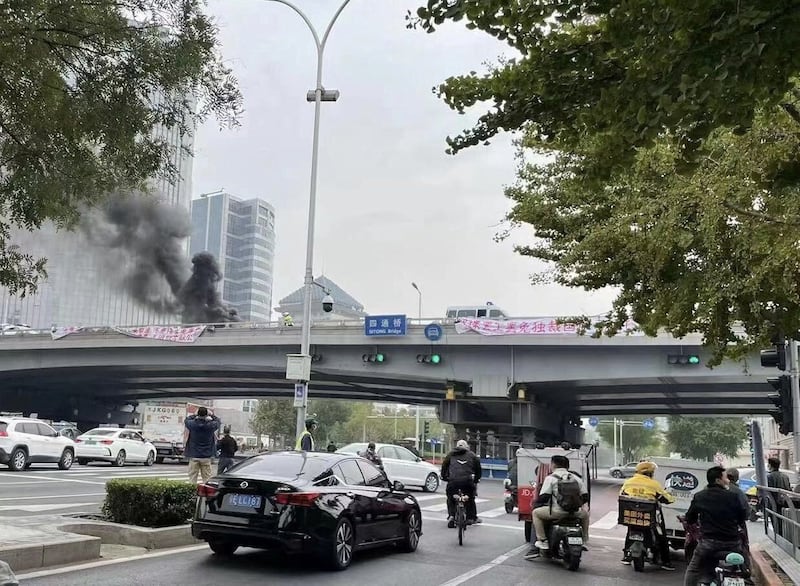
[456,439,469,449]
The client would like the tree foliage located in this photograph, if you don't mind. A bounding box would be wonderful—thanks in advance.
[0,0,241,294]
[250,399,296,445]
[596,417,661,463]
[665,416,748,461]
[412,1,800,355]
[412,1,800,160]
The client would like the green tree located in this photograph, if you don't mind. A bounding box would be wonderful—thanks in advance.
[411,2,800,356]
[308,399,355,444]
[412,2,800,160]
[597,417,662,463]
[665,416,748,461]
[0,0,241,293]
[250,400,296,448]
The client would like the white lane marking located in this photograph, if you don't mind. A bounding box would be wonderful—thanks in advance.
[0,481,64,486]
[422,497,489,513]
[413,494,445,502]
[438,543,530,586]
[0,472,104,485]
[15,544,209,580]
[0,492,106,502]
[479,506,511,519]
[590,511,619,530]
[420,515,626,540]
[0,502,99,512]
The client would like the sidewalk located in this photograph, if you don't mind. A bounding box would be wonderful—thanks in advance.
[0,515,101,572]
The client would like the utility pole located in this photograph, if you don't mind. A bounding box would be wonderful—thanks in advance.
[791,339,800,469]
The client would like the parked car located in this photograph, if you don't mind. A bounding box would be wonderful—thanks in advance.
[609,462,639,479]
[192,451,422,570]
[50,421,81,441]
[338,442,440,492]
[0,416,76,471]
[75,428,156,467]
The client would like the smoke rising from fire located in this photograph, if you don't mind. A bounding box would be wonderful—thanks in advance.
[83,193,239,323]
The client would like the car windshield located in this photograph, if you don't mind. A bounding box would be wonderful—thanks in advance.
[225,453,331,481]
[0,422,6,433]
[82,429,118,436]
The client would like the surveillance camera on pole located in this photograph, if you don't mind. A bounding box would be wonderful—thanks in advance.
[322,294,334,313]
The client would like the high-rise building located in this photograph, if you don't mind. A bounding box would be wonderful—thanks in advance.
[190,191,276,323]
[0,111,194,329]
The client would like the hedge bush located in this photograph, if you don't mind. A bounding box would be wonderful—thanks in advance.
[103,478,197,528]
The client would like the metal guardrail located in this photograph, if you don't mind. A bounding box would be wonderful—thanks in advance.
[759,484,800,562]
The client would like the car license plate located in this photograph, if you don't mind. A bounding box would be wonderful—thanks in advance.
[226,493,262,509]
[630,533,645,541]
[567,536,583,545]
[722,579,745,586]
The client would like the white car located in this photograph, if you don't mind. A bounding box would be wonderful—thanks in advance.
[338,442,440,492]
[75,428,157,467]
[0,416,76,471]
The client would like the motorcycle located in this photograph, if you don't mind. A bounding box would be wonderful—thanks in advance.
[503,478,517,514]
[701,552,752,586]
[619,496,664,572]
[536,515,584,571]
[679,514,750,567]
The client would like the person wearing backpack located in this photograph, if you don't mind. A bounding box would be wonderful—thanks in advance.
[528,454,589,557]
[619,461,676,570]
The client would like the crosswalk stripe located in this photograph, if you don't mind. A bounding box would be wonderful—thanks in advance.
[413,494,445,502]
[422,498,489,513]
[479,506,511,518]
[590,511,619,530]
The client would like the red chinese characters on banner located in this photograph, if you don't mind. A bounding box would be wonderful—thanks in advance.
[114,325,205,343]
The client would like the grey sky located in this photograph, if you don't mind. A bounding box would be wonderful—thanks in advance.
[193,1,616,319]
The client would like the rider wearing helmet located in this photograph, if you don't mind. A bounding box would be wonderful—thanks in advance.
[619,461,675,570]
[442,439,482,527]
[295,417,317,451]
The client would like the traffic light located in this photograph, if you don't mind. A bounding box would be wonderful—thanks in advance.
[761,335,787,370]
[311,353,323,363]
[768,375,793,435]
[746,422,754,465]
[423,421,430,435]
[416,353,441,364]
[362,353,385,363]
[667,354,701,365]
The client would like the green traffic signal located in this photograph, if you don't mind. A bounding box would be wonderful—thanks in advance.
[376,353,384,363]
[687,355,700,365]
[431,354,441,364]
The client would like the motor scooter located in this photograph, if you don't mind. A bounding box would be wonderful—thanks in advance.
[679,514,750,567]
[503,478,517,513]
[619,496,665,572]
[535,514,585,571]
[701,552,753,586]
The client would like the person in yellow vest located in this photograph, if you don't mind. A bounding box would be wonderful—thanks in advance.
[283,312,294,327]
[619,461,676,570]
[295,417,318,451]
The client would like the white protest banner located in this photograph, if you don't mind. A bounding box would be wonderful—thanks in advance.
[114,325,206,343]
[454,316,642,337]
[51,326,84,340]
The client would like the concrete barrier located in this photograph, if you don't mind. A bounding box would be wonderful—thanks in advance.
[0,536,101,573]
[750,546,786,586]
[58,522,199,550]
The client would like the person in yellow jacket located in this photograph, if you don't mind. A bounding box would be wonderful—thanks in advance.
[619,461,676,570]
[295,417,317,451]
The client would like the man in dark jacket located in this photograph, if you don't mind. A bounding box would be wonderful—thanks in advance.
[442,439,482,527]
[683,466,748,586]
[217,425,238,475]
[185,407,220,484]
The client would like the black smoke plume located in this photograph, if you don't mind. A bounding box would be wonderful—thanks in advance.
[83,193,239,324]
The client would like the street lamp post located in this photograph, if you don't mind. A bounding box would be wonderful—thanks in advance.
[411,282,422,319]
[263,0,352,439]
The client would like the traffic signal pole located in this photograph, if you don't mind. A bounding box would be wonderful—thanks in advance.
[791,339,800,469]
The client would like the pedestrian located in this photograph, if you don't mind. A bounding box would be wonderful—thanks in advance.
[295,417,317,451]
[217,425,238,475]
[185,406,220,484]
[283,312,294,327]
[327,441,337,453]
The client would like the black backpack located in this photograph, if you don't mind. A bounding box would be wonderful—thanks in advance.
[553,472,583,512]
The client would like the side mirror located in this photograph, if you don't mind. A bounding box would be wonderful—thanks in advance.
[392,481,405,492]
[415,456,421,462]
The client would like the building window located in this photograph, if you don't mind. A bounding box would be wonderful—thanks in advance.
[242,400,257,413]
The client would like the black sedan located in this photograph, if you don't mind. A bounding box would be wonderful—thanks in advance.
[191,451,423,570]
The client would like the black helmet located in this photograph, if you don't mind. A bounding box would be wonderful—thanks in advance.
[305,417,318,428]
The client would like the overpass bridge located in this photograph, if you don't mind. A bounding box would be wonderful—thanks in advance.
[0,319,775,443]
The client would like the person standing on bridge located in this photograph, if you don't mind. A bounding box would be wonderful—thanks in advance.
[185,407,220,484]
[295,417,317,451]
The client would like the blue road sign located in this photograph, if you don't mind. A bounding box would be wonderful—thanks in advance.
[365,314,407,336]
[642,418,656,430]
[588,417,599,427]
[424,323,443,341]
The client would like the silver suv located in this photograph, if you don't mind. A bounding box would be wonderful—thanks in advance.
[0,417,76,471]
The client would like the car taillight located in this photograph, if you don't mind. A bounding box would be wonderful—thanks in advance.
[274,492,321,507]
[197,484,219,498]
[0,431,7,437]
[74,438,82,442]
[100,439,114,445]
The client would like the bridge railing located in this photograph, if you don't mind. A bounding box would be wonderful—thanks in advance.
[759,484,800,562]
